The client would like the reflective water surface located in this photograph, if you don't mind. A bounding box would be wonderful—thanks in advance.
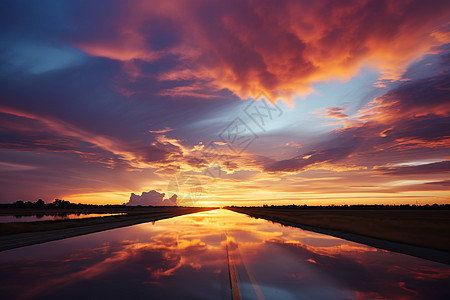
[0,213,126,223]
[0,209,449,300]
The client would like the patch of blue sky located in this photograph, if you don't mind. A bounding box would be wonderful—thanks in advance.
[176,67,390,150]
[4,42,86,74]
[252,67,387,139]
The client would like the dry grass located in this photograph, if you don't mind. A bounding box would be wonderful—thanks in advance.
[228,207,450,252]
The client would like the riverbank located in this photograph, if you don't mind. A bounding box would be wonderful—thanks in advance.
[227,207,450,265]
[0,207,215,252]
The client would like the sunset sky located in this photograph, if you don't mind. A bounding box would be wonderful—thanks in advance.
[0,0,449,206]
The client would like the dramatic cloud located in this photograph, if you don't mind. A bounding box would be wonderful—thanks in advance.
[426,180,450,186]
[263,70,450,173]
[264,145,358,173]
[71,0,450,101]
[0,107,184,169]
[126,190,177,206]
[375,161,450,175]
[0,0,449,205]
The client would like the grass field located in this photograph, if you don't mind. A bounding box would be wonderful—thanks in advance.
[228,207,450,252]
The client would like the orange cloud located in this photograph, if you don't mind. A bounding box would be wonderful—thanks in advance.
[72,0,450,102]
[0,106,184,170]
[313,107,349,119]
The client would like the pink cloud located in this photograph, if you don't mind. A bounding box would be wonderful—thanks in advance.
[71,0,450,102]
[126,190,177,206]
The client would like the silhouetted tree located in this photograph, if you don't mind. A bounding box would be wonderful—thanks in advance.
[14,200,24,207]
[35,199,45,208]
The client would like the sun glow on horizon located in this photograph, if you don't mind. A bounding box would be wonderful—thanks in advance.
[0,0,449,206]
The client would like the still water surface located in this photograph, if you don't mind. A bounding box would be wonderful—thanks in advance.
[0,209,449,299]
[0,213,126,223]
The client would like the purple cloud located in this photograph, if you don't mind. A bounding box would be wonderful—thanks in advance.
[126,190,177,206]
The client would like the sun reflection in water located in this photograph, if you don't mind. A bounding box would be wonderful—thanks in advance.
[0,209,449,300]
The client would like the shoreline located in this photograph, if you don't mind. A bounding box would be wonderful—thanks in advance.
[2,207,449,265]
[0,207,214,252]
[228,208,450,265]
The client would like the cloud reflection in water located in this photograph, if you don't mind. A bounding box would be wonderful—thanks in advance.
[0,210,449,299]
